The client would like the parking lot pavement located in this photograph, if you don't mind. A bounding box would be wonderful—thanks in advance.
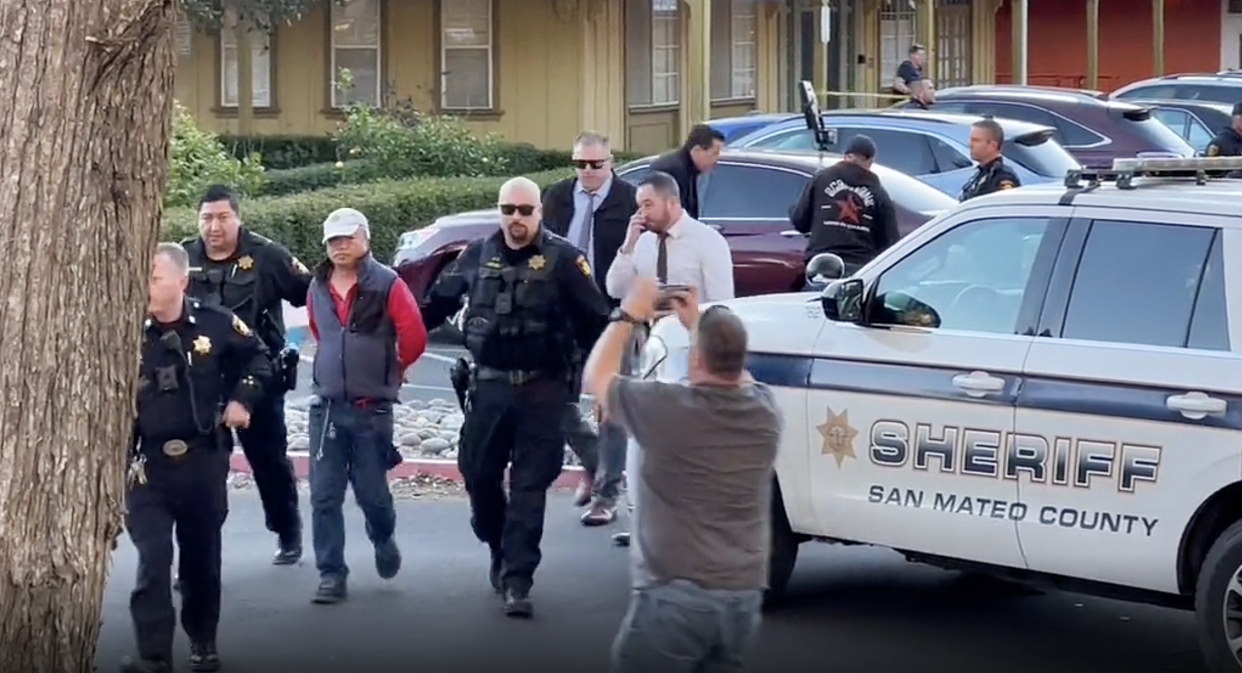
[95,492,1207,673]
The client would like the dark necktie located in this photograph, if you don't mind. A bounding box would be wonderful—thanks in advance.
[656,233,669,284]
[577,192,595,253]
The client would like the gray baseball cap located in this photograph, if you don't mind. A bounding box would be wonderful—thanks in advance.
[322,207,370,243]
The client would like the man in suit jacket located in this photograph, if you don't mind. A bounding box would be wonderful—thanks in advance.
[542,131,637,527]
[647,124,725,220]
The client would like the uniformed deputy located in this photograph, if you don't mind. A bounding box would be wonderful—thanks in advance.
[122,243,272,673]
[959,119,1020,202]
[1205,102,1242,157]
[422,176,611,618]
[182,184,311,564]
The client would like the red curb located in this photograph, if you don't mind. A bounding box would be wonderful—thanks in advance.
[229,452,586,490]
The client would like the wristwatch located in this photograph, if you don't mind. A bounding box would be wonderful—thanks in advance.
[609,307,642,325]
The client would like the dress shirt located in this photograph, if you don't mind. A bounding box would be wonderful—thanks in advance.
[605,213,734,303]
[567,177,613,269]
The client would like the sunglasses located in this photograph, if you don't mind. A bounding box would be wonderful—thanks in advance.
[499,203,537,216]
[573,159,607,170]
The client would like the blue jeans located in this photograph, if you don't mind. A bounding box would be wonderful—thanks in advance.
[611,579,764,673]
[308,398,397,580]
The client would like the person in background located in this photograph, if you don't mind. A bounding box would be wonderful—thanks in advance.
[541,131,637,520]
[959,119,1021,201]
[581,278,782,673]
[304,207,428,605]
[790,135,899,278]
[892,43,925,96]
[907,78,937,109]
[1205,102,1242,157]
[648,124,725,219]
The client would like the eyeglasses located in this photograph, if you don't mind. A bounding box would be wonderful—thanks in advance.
[573,159,607,170]
[499,204,537,216]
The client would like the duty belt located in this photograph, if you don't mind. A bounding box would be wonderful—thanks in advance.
[141,436,213,459]
[474,366,545,386]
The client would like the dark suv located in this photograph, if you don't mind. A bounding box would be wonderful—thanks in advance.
[899,85,1194,168]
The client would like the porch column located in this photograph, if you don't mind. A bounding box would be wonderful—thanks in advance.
[681,0,712,137]
[1009,0,1027,84]
[921,0,936,83]
[1152,0,1165,75]
[1085,0,1099,89]
[812,0,827,104]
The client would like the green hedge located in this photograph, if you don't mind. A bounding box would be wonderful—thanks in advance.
[163,169,574,268]
[218,134,338,170]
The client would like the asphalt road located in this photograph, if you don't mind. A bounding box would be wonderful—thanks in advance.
[94,492,1209,673]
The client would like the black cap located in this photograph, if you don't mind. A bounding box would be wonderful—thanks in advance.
[1232,102,1242,117]
[843,135,877,159]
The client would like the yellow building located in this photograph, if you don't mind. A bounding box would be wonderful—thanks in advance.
[175,0,1004,156]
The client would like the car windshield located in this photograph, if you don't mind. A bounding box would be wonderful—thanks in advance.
[1125,113,1196,155]
[1003,135,1080,177]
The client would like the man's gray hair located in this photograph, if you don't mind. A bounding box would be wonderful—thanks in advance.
[154,242,189,275]
[638,170,680,201]
[574,131,611,151]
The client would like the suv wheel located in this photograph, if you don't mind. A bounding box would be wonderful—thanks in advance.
[763,479,801,610]
[1194,519,1242,672]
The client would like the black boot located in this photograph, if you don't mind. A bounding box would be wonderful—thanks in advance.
[272,526,303,565]
[188,642,221,672]
[503,587,533,618]
[488,550,503,594]
[312,576,347,604]
[118,656,171,673]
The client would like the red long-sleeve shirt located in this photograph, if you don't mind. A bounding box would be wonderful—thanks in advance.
[306,276,428,372]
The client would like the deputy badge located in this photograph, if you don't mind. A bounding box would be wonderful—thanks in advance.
[232,315,252,336]
[1208,144,1220,157]
[291,257,310,275]
[817,407,858,468]
[237,255,254,270]
[192,335,212,354]
[575,255,591,277]
[528,255,547,270]
[998,180,1016,190]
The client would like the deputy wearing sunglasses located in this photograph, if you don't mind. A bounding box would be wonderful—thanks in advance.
[420,176,612,618]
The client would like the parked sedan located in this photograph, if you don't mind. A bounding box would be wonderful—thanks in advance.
[1126,98,1233,152]
[392,149,957,302]
[899,85,1194,167]
[726,110,1079,196]
[706,112,798,143]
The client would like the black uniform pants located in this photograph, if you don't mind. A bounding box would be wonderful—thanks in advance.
[458,376,570,593]
[237,390,300,538]
[126,448,230,662]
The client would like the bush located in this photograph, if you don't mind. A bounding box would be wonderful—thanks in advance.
[167,102,266,208]
[162,169,574,268]
[335,105,510,180]
[219,134,338,170]
[258,161,380,197]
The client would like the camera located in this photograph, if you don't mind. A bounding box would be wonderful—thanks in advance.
[654,284,691,312]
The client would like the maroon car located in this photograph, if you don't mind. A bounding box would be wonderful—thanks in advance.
[392,148,956,301]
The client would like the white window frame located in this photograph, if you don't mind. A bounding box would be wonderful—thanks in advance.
[879,0,916,90]
[219,25,272,108]
[710,0,756,101]
[330,0,383,109]
[439,0,494,111]
[651,0,681,106]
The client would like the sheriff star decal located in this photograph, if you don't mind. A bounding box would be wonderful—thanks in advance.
[192,336,212,354]
[529,255,547,270]
[998,179,1016,190]
[232,315,252,336]
[575,255,591,277]
[236,255,254,270]
[818,407,858,468]
[1208,144,1220,157]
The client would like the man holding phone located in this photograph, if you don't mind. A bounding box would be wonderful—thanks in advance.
[603,170,734,545]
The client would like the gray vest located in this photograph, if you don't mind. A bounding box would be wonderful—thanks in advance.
[309,256,400,402]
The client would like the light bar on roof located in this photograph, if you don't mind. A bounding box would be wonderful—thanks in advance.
[1112,156,1242,172]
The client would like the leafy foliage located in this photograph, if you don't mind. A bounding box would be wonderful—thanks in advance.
[167,102,265,209]
[179,0,320,33]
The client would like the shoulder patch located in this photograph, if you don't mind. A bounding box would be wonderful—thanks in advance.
[575,255,591,277]
[1208,143,1220,157]
[998,179,1016,190]
[232,314,252,336]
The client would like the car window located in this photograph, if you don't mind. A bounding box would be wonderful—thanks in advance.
[1060,220,1222,349]
[869,217,1051,334]
[1188,230,1229,350]
[1185,113,1216,150]
[699,163,809,220]
[761,128,819,150]
[1152,108,1190,139]
[618,164,652,185]
[927,136,972,173]
[1182,85,1242,105]
[966,101,1102,148]
[1115,84,1180,100]
[839,128,937,176]
[1002,136,1080,178]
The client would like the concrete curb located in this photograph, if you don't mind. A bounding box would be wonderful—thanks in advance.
[229,451,587,490]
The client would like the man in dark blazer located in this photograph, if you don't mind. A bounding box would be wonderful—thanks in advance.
[647,123,725,219]
[542,131,637,528]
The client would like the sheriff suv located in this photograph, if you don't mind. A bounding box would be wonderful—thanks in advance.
[641,156,1242,673]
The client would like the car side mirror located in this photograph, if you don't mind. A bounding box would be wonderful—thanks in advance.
[822,278,865,322]
[805,252,846,288]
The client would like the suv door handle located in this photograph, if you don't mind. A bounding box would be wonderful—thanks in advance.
[1166,391,1227,419]
[951,370,1006,397]
[779,230,805,237]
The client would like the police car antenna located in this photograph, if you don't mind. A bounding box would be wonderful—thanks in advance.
[1063,156,1242,190]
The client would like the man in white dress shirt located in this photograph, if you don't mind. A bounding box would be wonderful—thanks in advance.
[603,170,734,545]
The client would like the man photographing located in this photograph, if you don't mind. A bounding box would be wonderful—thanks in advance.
[582,279,782,673]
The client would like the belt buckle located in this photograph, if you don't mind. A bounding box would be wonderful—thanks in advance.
[162,439,188,457]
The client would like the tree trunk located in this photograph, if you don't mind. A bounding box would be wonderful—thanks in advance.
[0,1,176,672]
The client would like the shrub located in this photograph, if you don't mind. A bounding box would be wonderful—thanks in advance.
[167,102,266,209]
[218,134,339,169]
[258,161,379,197]
[335,104,510,180]
[162,169,574,268]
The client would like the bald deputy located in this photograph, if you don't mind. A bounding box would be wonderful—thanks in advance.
[420,176,612,618]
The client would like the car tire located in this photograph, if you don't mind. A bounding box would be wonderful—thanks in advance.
[1194,518,1242,673]
[763,478,801,610]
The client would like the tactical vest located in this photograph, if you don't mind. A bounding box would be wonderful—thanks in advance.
[462,237,563,367]
[308,256,401,402]
[183,232,285,352]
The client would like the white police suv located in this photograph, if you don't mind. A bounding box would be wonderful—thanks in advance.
[641,156,1242,673]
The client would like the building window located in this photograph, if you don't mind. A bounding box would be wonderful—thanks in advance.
[440,0,494,110]
[1230,0,1242,14]
[220,27,272,108]
[935,0,972,88]
[331,0,382,108]
[626,0,681,107]
[710,0,757,100]
[879,0,916,89]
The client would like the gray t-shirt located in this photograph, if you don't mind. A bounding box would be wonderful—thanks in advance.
[608,375,782,591]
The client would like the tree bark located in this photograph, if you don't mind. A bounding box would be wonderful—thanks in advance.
[0,0,176,672]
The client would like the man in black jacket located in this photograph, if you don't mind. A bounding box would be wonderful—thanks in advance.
[647,124,725,219]
[790,135,900,278]
[541,131,636,527]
